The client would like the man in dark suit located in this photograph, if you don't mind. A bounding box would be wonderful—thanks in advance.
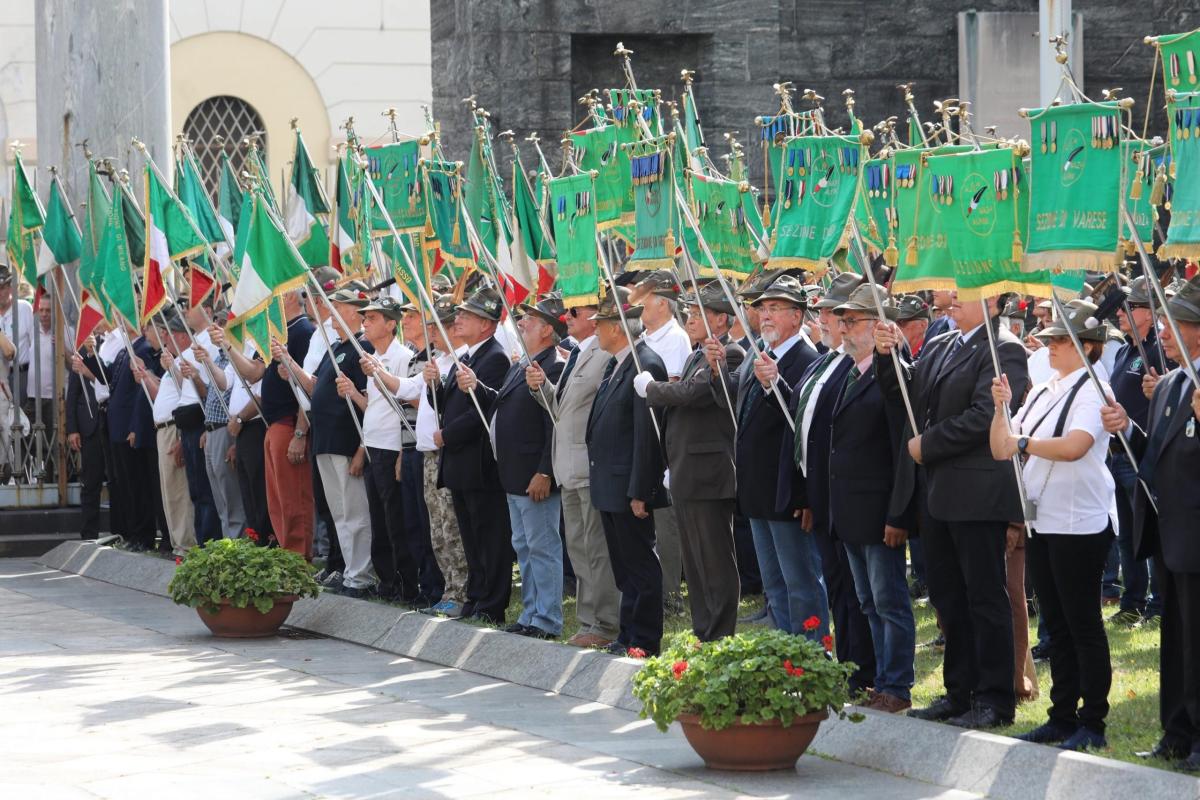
[637,282,744,641]
[424,287,514,623]
[460,294,566,638]
[66,348,108,539]
[829,285,914,713]
[923,290,955,342]
[586,286,669,656]
[725,274,823,639]
[875,292,1029,729]
[785,272,876,692]
[1105,276,1200,771]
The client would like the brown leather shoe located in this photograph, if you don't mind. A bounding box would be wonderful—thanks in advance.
[567,632,614,648]
[866,693,912,714]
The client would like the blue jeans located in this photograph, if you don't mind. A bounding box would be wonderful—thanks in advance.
[179,425,220,545]
[508,492,564,635]
[749,517,829,640]
[1110,453,1161,615]
[844,542,917,701]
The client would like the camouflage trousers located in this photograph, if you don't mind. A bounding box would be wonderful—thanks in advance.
[423,450,469,604]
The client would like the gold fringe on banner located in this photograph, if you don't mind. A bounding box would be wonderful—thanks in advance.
[1159,241,1200,259]
[954,279,1077,302]
[891,276,958,294]
[561,292,602,309]
[1019,249,1123,274]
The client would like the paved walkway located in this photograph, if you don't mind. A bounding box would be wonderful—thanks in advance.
[0,558,978,799]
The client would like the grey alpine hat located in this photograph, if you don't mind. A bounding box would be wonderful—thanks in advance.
[1159,275,1200,323]
[812,272,863,309]
[895,294,931,322]
[458,286,504,322]
[833,284,899,321]
[1034,299,1109,343]
[751,274,808,308]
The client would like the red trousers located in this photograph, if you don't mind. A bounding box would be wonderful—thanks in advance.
[264,419,314,559]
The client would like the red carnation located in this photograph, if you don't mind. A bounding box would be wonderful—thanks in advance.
[227,311,235,322]
[626,647,647,659]
[1018,299,1029,311]
[802,615,820,631]
[323,280,336,291]
[672,660,689,679]
[558,313,569,323]
[822,634,834,652]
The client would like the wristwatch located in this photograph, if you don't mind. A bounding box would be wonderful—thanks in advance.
[293,427,307,439]
[1017,436,1030,455]
[234,416,243,425]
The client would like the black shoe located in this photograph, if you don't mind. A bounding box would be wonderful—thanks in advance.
[1014,720,1076,744]
[503,623,530,634]
[336,585,370,599]
[946,704,1012,730]
[908,579,928,600]
[604,642,628,656]
[1136,741,1190,760]
[1177,751,1200,773]
[1107,608,1142,627]
[737,605,770,624]
[1058,728,1107,752]
[919,633,945,649]
[1030,642,1051,662]
[517,626,556,640]
[907,696,967,722]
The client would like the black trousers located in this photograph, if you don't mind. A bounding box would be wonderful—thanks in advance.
[1027,527,1114,734]
[600,508,664,654]
[451,487,513,623]
[365,447,418,599]
[111,441,159,548]
[235,420,273,540]
[922,514,1015,716]
[78,419,110,539]
[676,498,740,641]
[814,526,877,693]
[1157,554,1200,754]
[399,448,443,601]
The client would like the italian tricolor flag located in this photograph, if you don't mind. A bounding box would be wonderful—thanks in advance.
[285,129,330,267]
[141,164,207,326]
[230,191,310,329]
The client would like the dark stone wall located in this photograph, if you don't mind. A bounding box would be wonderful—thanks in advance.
[431,0,1200,185]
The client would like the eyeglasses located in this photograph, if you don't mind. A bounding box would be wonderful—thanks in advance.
[837,317,873,328]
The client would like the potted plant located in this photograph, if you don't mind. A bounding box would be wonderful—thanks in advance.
[632,624,859,771]
[168,533,320,638]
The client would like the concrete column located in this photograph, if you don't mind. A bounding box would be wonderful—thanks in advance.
[34,0,172,200]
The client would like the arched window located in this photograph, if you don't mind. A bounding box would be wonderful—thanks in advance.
[182,95,267,193]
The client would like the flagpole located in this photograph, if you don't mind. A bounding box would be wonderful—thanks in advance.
[978,297,1032,518]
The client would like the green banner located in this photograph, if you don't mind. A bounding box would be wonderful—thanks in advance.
[365,140,425,233]
[1023,101,1123,272]
[421,160,474,270]
[1161,91,1200,258]
[691,174,756,279]
[572,125,630,229]
[767,135,861,273]
[628,143,677,268]
[1122,140,1165,255]
[855,154,893,257]
[549,172,600,308]
[1152,30,1200,94]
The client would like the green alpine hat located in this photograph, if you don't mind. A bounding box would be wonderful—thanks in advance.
[895,294,931,322]
[1035,299,1109,343]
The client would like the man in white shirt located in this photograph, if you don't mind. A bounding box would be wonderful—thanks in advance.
[631,270,691,614]
[0,266,34,403]
[26,294,72,480]
[341,296,419,602]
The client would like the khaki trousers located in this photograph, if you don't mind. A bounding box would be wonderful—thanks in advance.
[562,485,620,639]
[156,425,195,554]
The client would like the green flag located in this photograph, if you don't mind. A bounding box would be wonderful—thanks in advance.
[627,142,677,269]
[176,150,225,246]
[285,130,329,266]
[1023,101,1123,272]
[767,135,862,273]
[513,156,555,294]
[6,151,44,287]
[690,174,756,280]
[365,140,425,234]
[230,192,311,327]
[218,152,243,248]
[1150,30,1200,94]
[892,144,978,293]
[549,172,601,308]
[94,181,139,328]
[421,160,474,271]
[117,181,146,269]
[572,124,630,229]
[1122,140,1165,256]
[36,175,82,276]
[464,131,499,259]
[79,162,113,300]
[1161,90,1200,258]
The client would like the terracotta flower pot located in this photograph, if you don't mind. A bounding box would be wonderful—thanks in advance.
[195,595,298,638]
[677,709,828,771]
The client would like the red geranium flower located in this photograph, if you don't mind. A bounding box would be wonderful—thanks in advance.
[802,615,820,631]
[626,647,647,659]
[672,660,688,679]
[822,634,834,652]
[782,659,804,677]
[175,556,182,565]
[245,528,259,542]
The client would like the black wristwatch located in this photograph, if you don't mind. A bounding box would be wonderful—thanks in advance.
[1017,436,1030,455]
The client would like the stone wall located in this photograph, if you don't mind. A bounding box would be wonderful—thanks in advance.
[431,0,1200,185]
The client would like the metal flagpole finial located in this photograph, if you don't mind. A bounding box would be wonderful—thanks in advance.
[1051,34,1070,65]
[461,94,478,110]
[525,132,541,144]
[680,68,696,85]
[897,82,915,103]
[613,41,634,57]
[131,137,147,154]
[75,139,93,160]
[289,117,300,131]
[843,88,856,110]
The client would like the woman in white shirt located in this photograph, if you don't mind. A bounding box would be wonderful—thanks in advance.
[989,299,1115,753]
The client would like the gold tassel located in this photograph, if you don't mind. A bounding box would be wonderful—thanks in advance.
[762,199,771,227]
[1130,175,1143,201]
[1123,238,1137,256]
[883,234,899,267]
[1011,230,1024,263]
[663,229,676,259]
[1151,169,1166,206]
[451,217,461,247]
[868,217,880,241]
[905,235,918,265]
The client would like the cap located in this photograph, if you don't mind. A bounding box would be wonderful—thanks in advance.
[999,296,1027,320]
[0,263,11,286]
[359,295,404,321]
[517,293,569,337]
[680,281,736,315]
[311,266,342,294]
[1159,275,1200,323]
[736,268,783,302]
[752,274,808,308]
[458,286,503,322]
[812,272,863,309]
[635,269,683,301]
[833,284,899,320]
[1034,299,1109,343]
[895,294,931,322]
[156,308,189,334]
[591,286,644,321]
[1122,276,1152,307]
[328,280,371,307]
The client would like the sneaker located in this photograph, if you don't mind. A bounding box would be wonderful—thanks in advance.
[337,585,370,599]
[1058,727,1108,752]
[1014,720,1076,744]
[503,623,530,634]
[517,626,556,640]
[908,580,928,600]
[1107,609,1142,627]
[432,600,466,618]
[1030,642,1051,662]
[1136,613,1161,629]
[920,633,946,649]
[313,568,331,584]
[320,570,343,587]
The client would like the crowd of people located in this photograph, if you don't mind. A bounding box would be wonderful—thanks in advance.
[2,257,1199,770]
